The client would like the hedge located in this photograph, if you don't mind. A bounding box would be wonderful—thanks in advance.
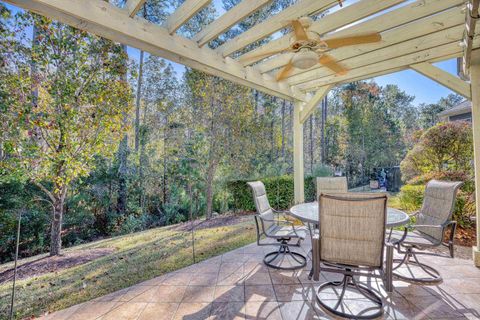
[226,175,316,211]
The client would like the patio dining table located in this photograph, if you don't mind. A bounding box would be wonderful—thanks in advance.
[289,201,410,292]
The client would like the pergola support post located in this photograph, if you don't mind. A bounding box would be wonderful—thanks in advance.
[293,101,305,204]
[471,49,480,266]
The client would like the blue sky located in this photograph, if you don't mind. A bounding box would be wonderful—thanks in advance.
[5,0,460,105]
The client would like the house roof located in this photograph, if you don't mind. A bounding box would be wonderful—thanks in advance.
[438,100,472,117]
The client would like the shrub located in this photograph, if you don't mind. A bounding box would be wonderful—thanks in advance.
[398,171,475,228]
[400,122,473,181]
[398,184,425,212]
[226,175,317,211]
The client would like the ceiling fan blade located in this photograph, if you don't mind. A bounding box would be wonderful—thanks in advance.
[276,62,294,81]
[319,54,348,75]
[323,33,382,49]
[291,20,309,41]
[239,48,286,64]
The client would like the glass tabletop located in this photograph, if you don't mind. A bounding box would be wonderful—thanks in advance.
[289,202,410,228]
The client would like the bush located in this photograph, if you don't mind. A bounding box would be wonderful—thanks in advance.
[400,122,473,181]
[398,184,425,212]
[226,175,317,211]
[398,172,475,228]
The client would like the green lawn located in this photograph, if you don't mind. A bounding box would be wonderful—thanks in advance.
[0,215,256,320]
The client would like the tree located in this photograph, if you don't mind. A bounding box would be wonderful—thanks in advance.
[419,93,463,129]
[0,14,131,255]
[400,121,473,181]
[184,69,254,218]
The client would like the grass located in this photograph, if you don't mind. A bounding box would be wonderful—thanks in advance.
[0,215,256,320]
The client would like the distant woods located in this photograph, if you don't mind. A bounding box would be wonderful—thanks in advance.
[0,1,464,260]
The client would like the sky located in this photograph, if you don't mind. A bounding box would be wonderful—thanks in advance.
[4,0,461,105]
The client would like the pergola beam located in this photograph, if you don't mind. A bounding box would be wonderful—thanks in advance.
[242,0,405,67]
[459,0,480,80]
[293,101,305,204]
[253,0,465,75]
[164,0,211,34]
[216,0,338,57]
[286,23,467,86]
[261,0,465,76]
[410,62,471,98]
[193,0,272,47]
[471,48,480,266]
[125,0,146,18]
[299,86,332,124]
[296,40,478,91]
[5,0,304,102]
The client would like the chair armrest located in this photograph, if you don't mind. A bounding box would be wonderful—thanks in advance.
[312,233,320,281]
[412,224,444,229]
[409,211,420,218]
[389,227,407,245]
[272,208,291,215]
[261,217,294,226]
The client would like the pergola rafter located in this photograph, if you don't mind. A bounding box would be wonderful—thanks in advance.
[6,0,480,266]
[262,1,466,79]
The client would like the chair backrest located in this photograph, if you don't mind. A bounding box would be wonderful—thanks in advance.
[316,177,348,200]
[247,181,274,231]
[318,193,387,268]
[416,179,463,241]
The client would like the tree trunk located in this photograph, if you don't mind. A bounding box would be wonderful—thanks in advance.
[50,195,64,256]
[323,97,328,162]
[309,115,314,173]
[281,99,286,158]
[117,44,129,216]
[117,135,128,215]
[205,161,216,219]
[270,107,275,161]
[134,50,144,152]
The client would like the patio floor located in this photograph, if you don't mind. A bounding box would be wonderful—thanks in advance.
[41,236,480,320]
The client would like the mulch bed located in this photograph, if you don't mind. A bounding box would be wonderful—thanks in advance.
[454,226,476,247]
[0,248,115,284]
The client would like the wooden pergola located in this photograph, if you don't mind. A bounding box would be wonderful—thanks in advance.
[7,0,480,265]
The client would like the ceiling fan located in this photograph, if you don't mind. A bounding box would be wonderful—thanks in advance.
[240,17,382,81]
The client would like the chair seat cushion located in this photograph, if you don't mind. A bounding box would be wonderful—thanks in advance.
[266,225,307,239]
[389,229,438,247]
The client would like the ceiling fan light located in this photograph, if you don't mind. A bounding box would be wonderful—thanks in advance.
[291,49,318,69]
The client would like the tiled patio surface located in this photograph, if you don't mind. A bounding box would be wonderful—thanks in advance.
[42,237,480,320]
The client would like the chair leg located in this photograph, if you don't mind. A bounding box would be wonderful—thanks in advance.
[316,272,383,320]
[263,239,306,270]
[392,247,442,283]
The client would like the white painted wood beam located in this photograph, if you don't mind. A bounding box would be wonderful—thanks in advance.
[125,0,146,18]
[193,0,272,47]
[293,101,304,204]
[459,0,480,80]
[286,23,467,86]
[241,0,405,67]
[296,40,477,91]
[470,48,480,266]
[255,0,464,74]
[6,0,304,102]
[164,0,211,34]
[410,62,471,98]
[216,0,338,57]
[299,85,332,124]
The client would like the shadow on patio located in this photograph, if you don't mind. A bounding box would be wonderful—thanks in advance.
[41,237,480,320]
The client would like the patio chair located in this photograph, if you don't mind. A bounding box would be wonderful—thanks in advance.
[247,181,307,270]
[316,176,348,200]
[312,193,388,319]
[389,179,463,283]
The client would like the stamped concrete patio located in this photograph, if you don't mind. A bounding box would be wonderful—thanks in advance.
[41,236,480,320]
